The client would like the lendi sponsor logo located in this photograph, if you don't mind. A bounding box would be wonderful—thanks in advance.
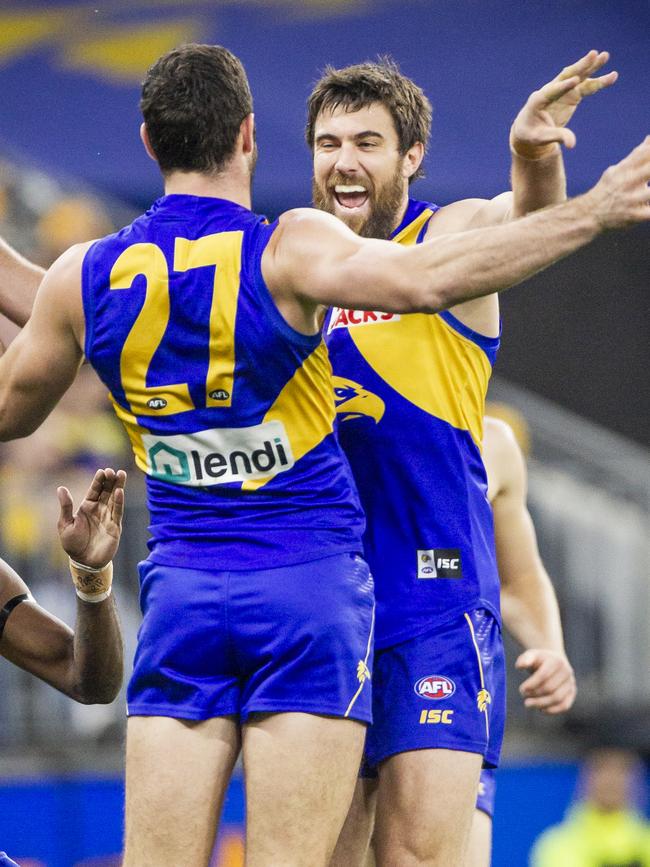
[142,421,294,486]
[417,548,463,579]
[327,307,400,334]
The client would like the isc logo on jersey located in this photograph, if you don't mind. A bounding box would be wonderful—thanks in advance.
[414,675,456,700]
[142,420,294,486]
[327,307,400,334]
[417,549,463,579]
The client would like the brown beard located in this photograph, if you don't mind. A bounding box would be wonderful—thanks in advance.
[312,164,405,240]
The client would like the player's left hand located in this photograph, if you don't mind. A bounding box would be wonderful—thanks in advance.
[510,49,617,159]
[516,648,576,715]
[57,468,127,569]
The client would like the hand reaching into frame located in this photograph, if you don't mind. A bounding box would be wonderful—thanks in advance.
[511,49,618,159]
[516,648,577,715]
[57,468,127,570]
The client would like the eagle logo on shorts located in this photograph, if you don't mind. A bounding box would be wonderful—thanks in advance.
[357,660,371,684]
[477,689,491,713]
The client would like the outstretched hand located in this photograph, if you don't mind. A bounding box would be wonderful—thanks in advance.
[57,468,127,569]
[511,49,618,158]
[516,648,576,715]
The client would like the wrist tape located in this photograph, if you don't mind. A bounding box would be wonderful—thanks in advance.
[69,558,113,603]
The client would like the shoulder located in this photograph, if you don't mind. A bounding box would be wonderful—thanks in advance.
[40,242,94,296]
[274,207,355,238]
[427,192,513,236]
[483,416,525,500]
[484,415,520,455]
[530,820,580,867]
[265,208,362,275]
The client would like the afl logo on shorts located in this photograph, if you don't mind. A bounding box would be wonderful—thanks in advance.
[414,675,456,700]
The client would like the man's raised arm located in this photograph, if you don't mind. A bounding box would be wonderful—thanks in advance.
[265,135,650,316]
[509,49,617,218]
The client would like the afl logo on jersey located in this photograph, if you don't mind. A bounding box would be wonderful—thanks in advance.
[414,675,456,700]
[147,397,168,410]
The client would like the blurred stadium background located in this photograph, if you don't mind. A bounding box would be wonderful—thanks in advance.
[0,1,648,864]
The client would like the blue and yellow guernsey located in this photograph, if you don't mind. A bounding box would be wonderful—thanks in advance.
[82,195,365,569]
[324,199,500,648]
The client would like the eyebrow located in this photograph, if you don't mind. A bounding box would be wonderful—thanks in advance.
[315,130,386,144]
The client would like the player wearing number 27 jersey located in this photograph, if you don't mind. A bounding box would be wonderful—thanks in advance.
[82,194,373,723]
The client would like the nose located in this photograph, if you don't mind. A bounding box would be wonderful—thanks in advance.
[334,141,361,176]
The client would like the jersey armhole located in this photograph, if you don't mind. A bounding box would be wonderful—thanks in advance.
[81,240,99,361]
[438,310,501,366]
[247,220,323,350]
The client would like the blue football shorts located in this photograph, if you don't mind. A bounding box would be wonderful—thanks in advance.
[127,551,375,723]
[476,767,497,818]
[363,607,505,770]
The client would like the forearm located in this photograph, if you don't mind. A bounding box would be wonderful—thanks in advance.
[412,192,599,312]
[510,146,567,217]
[0,237,45,327]
[69,594,123,703]
[500,569,565,654]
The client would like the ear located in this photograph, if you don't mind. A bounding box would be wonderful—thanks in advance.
[401,141,424,180]
[240,113,255,155]
[140,123,158,163]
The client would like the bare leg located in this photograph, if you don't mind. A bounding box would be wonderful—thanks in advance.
[243,712,366,867]
[374,748,482,867]
[466,809,493,867]
[123,715,240,866]
[330,777,378,867]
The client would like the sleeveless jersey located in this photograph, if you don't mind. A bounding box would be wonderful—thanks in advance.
[324,198,500,648]
[82,194,364,569]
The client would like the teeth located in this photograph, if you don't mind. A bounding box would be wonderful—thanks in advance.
[334,185,367,194]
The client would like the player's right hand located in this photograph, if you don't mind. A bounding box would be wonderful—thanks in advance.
[586,135,650,230]
[57,468,126,570]
[516,648,576,715]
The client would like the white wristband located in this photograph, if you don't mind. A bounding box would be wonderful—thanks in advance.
[76,586,112,604]
[69,558,104,574]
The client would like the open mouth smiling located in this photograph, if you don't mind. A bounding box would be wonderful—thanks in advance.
[333,184,369,210]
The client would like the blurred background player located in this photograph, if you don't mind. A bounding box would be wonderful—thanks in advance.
[530,748,650,866]
[0,467,125,703]
[468,411,576,867]
[0,42,649,867]
[315,52,612,866]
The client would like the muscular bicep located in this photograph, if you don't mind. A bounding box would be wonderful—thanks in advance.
[263,209,427,314]
[0,246,86,439]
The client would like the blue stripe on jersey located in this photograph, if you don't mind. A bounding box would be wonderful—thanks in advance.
[82,195,364,569]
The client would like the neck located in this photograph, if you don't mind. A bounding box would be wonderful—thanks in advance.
[163,167,252,210]
[390,191,411,235]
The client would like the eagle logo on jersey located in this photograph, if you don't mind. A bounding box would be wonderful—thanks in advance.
[332,376,385,424]
[477,689,492,713]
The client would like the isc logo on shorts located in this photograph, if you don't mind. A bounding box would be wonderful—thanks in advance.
[414,675,456,700]
[417,549,463,579]
[419,709,454,725]
[327,307,400,334]
[142,420,294,486]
